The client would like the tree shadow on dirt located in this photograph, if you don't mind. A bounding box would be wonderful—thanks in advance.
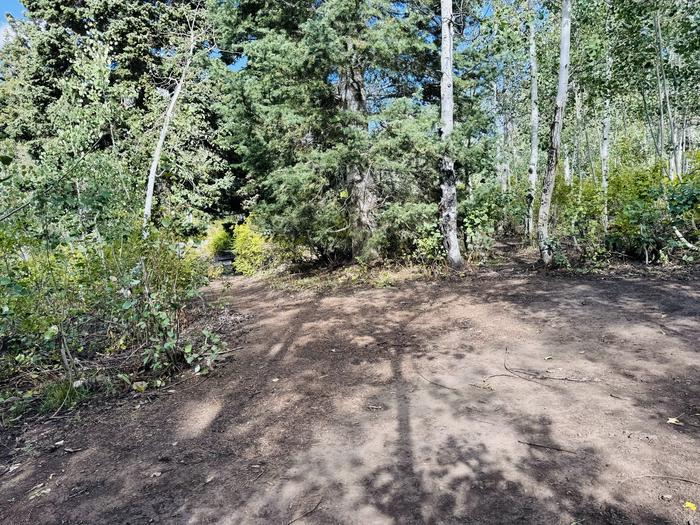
[361,339,672,525]
[1,273,697,524]
[453,274,700,442]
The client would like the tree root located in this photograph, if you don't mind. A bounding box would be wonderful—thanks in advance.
[412,361,493,393]
[517,440,577,454]
[621,474,700,486]
[483,348,597,386]
[287,497,323,525]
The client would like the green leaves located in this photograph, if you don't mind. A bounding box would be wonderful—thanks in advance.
[121,300,137,311]
[42,325,59,342]
[369,202,444,264]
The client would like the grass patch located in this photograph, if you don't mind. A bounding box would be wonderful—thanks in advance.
[40,380,90,414]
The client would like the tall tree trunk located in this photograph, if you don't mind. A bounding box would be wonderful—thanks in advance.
[600,98,611,232]
[439,0,462,268]
[537,0,571,266]
[600,3,612,232]
[654,11,681,181]
[564,151,572,186]
[581,94,597,182]
[493,83,508,192]
[508,117,517,190]
[573,86,582,182]
[340,39,377,258]
[656,61,667,176]
[525,0,539,238]
[679,112,688,176]
[673,124,684,181]
[143,29,196,235]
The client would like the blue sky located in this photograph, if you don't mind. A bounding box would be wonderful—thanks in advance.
[3,0,24,18]
[1,0,23,46]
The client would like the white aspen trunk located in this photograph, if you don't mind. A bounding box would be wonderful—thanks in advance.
[656,62,667,177]
[574,86,582,181]
[582,98,597,182]
[600,3,612,232]
[654,12,679,181]
[525,0,539,238]
[493,83,508,192]
[673,126,684,181]
[508,117,516,189]
[143,31,196,235]
[439,0,462,268]
[504,141,512,192]
[564,152,572,186]
[640,86,668,178]
[600,100,611,232]
[679,113,688,176]
[537,0,571,266]
[674,226,700,251]
[572,88,583,213]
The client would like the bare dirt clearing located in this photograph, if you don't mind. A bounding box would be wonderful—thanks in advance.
[1,270,699,524]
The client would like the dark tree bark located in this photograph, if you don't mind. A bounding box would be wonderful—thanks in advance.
[339,39,378,258]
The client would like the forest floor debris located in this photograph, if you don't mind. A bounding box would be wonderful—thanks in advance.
[0,267,698,524]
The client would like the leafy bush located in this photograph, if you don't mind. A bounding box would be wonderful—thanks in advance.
[554,174,607,262]
[369,202,445,264]
[607,165,699,262]
[665,176,700,228]
[232,218,268,275]
[542,163,700,264]
[202,221,234,258]
[0,226,211,390]
[0,15,231,420]
[459,181,508,263]
[610,198,666,263]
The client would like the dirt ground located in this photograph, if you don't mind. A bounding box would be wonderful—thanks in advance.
[1,268,699,524]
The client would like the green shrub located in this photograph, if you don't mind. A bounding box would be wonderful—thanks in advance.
[202,221,234,258]
[607,165,662,261]
[40,380,89,413]
[232,218,267,275]
[607,165,699,262]
[610,198,666,262]
[543,162,700,264]
[555,174,607,262]
[256,164,353,262]
[369,202,445,264]
[0,226,211,386]
[459,181,508,263]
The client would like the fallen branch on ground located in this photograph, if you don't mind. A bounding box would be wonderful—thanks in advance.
[609,393,629,400]
[621,475,700,486]
[483,348,597,386]
[517,440,577,454]
[412,361,492,392]
[287,497,323,525]
[483,348,542,386]
[673,227,700,251]
[510,367,596,383]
